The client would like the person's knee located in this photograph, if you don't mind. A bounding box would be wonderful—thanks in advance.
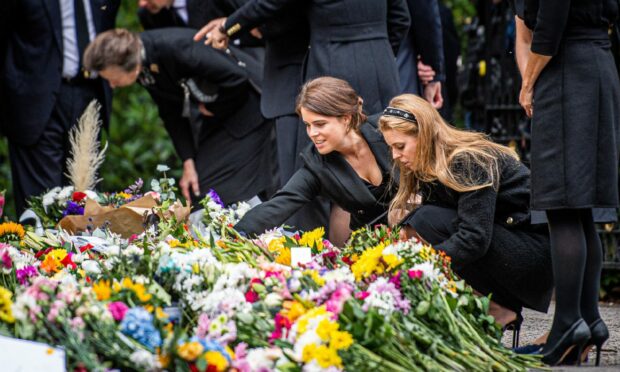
[407,206,455,245]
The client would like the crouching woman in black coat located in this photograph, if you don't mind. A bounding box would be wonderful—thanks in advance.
[235,77,398,240]
[380,94,553,337]
[83,28,274,207]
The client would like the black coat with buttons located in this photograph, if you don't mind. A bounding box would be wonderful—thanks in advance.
[415,154,545,264]
[234,120,398,235]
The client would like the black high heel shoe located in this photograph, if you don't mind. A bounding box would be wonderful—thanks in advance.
[541,319,591,366]
[502,313,523,348]
[563,318,609,366]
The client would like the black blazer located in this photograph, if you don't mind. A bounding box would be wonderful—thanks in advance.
[224,0,410,115]
[139,29,265,162]
[235,120,398,235]
[0,0,119,145]
[413,154,541,266]
[138,0,216,30]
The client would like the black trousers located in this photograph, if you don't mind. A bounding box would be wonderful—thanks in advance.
[9,80,101,216]
[406,205,545,313]
[274,114,329,232]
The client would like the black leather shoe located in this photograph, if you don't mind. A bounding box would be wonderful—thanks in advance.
[563,318,609,366]
[542,319,591,366]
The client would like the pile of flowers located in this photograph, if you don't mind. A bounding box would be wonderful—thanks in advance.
[0,184,544,371]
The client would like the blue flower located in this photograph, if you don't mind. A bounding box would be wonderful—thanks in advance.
[120,308,162,350]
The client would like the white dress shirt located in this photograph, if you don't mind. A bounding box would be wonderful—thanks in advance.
[59,0,97,78]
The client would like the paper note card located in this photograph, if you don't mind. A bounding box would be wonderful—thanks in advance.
[0,335,65,372]
[291,247,312,267]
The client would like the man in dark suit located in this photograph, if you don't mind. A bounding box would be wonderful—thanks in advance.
[396,0,445,108]
[195,2,329,231]
[0,0,120,217]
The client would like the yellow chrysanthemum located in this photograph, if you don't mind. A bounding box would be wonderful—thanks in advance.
[93,280,112,301]
[284,301,306,322]
[302,343,318,363]
[383,253,403,271]
[49,249,68,262]
[314,344,342,368]
[351,243,385,281]
[298,227,325,251]
[0,222,25,242]
[204,351,228,372]
[330,330,353,350]
[177,341,204,361]
[267,237,286,252]
[0,287,15,324]
[274,246,291,266]
[316,318,339,341]
[296,306,327,335]
[132,283,152,303]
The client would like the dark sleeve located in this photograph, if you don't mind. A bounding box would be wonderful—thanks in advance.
[177,40,248,88]
[387,0,411,55]
[147,90,196,161]
[435,184,498,269]
[223,0,293,37]
[409,0,445,82]
[234,166,321,235]
[531,0,571,56]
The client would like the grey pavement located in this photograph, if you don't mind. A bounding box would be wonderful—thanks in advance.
[501,302,620,370]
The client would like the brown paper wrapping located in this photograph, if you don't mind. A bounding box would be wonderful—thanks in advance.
[58,195,190,238]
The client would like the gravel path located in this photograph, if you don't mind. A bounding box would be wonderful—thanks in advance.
[501,302,620,370]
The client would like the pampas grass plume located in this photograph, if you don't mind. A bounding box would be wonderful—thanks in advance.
[65,100,107,192]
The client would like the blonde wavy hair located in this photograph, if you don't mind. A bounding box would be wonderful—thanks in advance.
[379,94,519,213]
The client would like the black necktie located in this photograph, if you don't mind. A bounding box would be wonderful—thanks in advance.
[74,0,90,70]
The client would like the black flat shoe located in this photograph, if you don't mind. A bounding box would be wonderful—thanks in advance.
[563,318,609,366]
[502,313,523,348]
[542,319,591,366]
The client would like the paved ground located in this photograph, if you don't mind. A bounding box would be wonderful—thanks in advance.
[501,302,620,370]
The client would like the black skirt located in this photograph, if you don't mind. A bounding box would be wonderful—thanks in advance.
[531,37,620,210]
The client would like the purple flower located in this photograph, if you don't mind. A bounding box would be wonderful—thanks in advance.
[62,201,84,217]
[124,178,144,195]
[207,189,225,207]
[0,193,5,218]
[16,265,39,285]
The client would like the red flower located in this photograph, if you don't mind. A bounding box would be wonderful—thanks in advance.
[128,234,138,243]
[342,256,354,266]
[35,247,54,259]
[207,365,218,372]
[79,243,94,253]
[245,289,259,303]
[61,253,77,270]
[189,363,199,372]
[72,191,88,202]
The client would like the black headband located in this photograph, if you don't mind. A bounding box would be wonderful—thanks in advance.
[382,107,417,124]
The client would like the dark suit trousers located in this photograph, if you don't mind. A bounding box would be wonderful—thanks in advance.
[406,205,522,312]
[274,114,329,232]
[9,80,100,216]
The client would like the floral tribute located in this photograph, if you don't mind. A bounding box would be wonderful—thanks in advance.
[0,179,544,371]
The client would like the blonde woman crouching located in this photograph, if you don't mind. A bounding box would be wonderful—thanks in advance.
[380,94,552,335]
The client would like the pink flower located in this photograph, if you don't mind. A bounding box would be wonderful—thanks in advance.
[356,291,370,300]
[196,314,210,339]
[108,301,129,321]
[407,269,423,280]
[0,193,4,218]
[1,251,12,270]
